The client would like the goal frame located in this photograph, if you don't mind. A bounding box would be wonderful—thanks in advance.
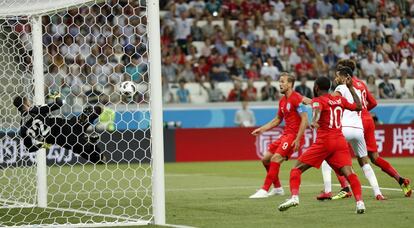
[1,0,166,226]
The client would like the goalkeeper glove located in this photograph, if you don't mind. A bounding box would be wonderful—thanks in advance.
[48,91,61,99]
[41,143,52,150]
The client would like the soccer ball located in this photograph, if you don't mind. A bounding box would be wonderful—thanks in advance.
[119,81,137,96]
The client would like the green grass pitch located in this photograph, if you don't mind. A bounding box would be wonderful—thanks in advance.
[1,158,413,227]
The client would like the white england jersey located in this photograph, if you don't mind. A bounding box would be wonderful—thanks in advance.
[335,85,363,129]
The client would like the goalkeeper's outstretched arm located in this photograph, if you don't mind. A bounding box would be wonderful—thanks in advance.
[29,97,63,115]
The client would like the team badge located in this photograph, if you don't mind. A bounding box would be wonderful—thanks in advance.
[287,103,291,111]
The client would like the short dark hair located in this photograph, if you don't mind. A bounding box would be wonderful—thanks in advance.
[280,72,296,88]
[13,95,24,112]
[315,76,331,91]
[337,59,356,72]
[336,66,353,78]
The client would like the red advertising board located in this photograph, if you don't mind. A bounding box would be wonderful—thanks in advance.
[174,124,414,162]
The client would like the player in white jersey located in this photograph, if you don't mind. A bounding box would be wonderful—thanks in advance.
[321,67,385,200]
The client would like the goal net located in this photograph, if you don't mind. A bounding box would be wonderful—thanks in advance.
[0,0,165,227]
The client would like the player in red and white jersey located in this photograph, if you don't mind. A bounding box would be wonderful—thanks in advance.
[337,60,411,197]
[317,67,384,200]
[249,72,308,199]
[278,76,366,214]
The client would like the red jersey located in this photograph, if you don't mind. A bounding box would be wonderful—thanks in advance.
[278,91,304,135]
[352,77,377,120]
[311,94,358,137]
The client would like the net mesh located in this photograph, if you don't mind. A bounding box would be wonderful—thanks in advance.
[0,0,153,226]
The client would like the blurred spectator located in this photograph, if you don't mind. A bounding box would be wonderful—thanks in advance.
[373,44,386,63]
[347,32,362,53]
[397,33,413,58]
[338,45,354,59]
[330,35,344,56]
[366,0,378,18]
[379,74,396,99]
[324,46,339,70]
[174,12,193,50]
[162,56,179,82]
[200,81,225,102]
[316,0,333,19]
[333,0,352,19]
[360,51,382,78]
[85,84,103,105]
[400,55,414,78]
[229,58,246,79]
[366,75,379,98]
[176,79,191,103]
[206,0,222,16]
[227,80,244,101]
[380,55,397,78]
[389,44,402,65]
[271,0,285,13]
[295,77,313,98]
[243,79,257,101]
[189,0,206,18]
[210,56,230,81]
[234,101,256,127]
[306,0,318,19]
[190,20,203,41]
[308,23,325,44]
[261,76,279,101]
[295,56,314,79]
[392,22,406,43]
[369,16,386,34]
[396,76,412,99]
[162,77,174,103]
[201,15,215,39]
[178,62,196,82]
[260,58,280,80]
[312,34,327,54]
[324,24,334,42]
[263,5,280,29]
[245,64,260,80]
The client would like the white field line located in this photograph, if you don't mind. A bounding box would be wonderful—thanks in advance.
[0,198,144,223]
[44,183,403,198]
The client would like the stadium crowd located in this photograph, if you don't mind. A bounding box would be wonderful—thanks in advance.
[159,0,414,102]
[11,0,414,105]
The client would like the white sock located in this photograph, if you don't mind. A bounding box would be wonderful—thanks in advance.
[362,163,382,196]
[321,161,332,193]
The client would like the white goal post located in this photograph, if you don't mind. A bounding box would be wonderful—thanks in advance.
[0,0,165,227]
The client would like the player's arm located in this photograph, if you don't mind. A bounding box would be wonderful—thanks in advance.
[301,96,312,105]
[346,77,362,111]
[310,102,321,129]
[292,107,308,151]
[251,116,282,135]
[29,97,63,115]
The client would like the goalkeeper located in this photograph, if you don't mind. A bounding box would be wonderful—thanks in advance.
[13,93,104,163]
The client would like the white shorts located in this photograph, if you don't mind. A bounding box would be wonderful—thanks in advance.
[342,127,367,158]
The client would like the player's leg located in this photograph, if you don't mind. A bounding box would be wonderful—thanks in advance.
[316,161,333,200]
[338,166,366,214]
[251,135,292,198]
[249,151,273,198]
[327,145,365,214]
[278,142,325,212]
[369,151,412,197]
[364,117,412,197]
[343,127,383,199]
[262,153,285,196]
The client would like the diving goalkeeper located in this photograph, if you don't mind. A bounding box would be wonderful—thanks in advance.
[13,93,104,163]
